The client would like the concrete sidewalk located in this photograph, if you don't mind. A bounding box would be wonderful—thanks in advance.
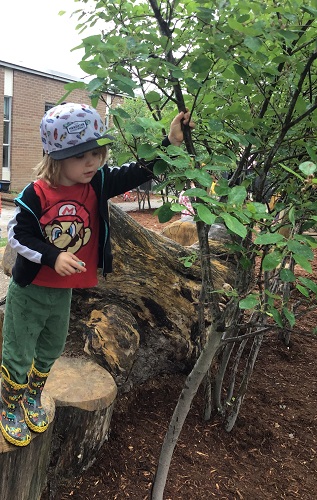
[0,196,163,239]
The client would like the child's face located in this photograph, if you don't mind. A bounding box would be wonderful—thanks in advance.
[59,149,102,186]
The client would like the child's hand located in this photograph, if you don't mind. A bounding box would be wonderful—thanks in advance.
[168,110,195,147]
[54,252,86,276]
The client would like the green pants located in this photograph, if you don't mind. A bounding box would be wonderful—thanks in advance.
[1,279,72,384]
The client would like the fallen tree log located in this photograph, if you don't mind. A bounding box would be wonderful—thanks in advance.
[73,203,235,389]
[1,203,234,390]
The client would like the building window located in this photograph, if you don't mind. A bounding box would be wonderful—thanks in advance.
[45,102,56,113]
[3,96,12,170]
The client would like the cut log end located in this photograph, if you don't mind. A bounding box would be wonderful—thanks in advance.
[45,356,117,411]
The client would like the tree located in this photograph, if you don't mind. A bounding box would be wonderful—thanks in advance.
[62,0,317,496]
[106,96,156,165]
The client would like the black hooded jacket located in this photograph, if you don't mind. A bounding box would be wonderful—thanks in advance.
[9,147,169,287]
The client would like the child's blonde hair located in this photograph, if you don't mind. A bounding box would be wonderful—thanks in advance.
[34,146,108,188]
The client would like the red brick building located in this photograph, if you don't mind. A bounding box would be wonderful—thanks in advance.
[0,60,120,193]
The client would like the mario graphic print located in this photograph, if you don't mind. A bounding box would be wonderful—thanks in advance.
[40,201,91,254]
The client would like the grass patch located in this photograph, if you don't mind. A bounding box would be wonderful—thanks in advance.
[0,238,8,247]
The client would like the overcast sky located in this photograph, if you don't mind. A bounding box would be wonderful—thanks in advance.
[0,0,97,78]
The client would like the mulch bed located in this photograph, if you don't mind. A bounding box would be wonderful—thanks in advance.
[50,209,317,499]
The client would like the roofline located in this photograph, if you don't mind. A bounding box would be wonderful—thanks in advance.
[0,59,117,97]
[1,60,131,104]
[0,58,84,83]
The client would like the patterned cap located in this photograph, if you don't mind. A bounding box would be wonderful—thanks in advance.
[40,102,114,160]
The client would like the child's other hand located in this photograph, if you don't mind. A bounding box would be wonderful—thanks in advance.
[54,252,86,276]
[168,110,195,147]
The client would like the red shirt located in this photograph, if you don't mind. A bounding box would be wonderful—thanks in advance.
[32,179,99,288]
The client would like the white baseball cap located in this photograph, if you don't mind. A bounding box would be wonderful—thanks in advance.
[40,102,114,160]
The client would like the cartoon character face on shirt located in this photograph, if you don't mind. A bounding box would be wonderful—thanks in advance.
[41,202,91,254]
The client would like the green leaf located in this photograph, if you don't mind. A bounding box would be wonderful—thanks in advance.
[282,307,295,328]
[190,56,211,74]
[113,80,136,97]
[208,119,223,132]
[186,169,214,188]
[196,205,216,225]
[125,123,145,137]
[136,117,162,130]
[298,277,317,295]
[254,232,285,245]
[305,146,317,163]
[287,240,313,260]
[262,251,283,271]
[221,213,247,239]
[183,187,209,199]
[137,143,157,159]
[117,151,133,165]
[243,36,262,52]
[87,78,105,92]
[155,203,174,223]
[239,294,258,310]
[227,185,247,206]
[293,254,312,273]
[298,161,316,176]
[166,144,186,156]
[185,77,202,92]
[113,74,137,88]
[268,307,283,328]
[97,137,114,147]
[279,268,296,283]
[279,163,304,181]
[153,160,168,175]
[145,91,161,104]
[288,207,295,226]
[170,203,185,213]
[111,108,131,119]
[214,178,230,196]
[63,81,86,91]
[296,284,310,298]
[233,64,248,79]
[223,131,249,146]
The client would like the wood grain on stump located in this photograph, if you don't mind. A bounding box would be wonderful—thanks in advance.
[44,356,117,494]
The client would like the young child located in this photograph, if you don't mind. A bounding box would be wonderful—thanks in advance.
[0,102,192,447]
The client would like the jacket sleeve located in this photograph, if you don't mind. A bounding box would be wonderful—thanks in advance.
[96,136,171,199]
[8,184,61,269]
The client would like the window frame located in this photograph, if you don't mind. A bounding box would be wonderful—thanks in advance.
[3,96,12,170]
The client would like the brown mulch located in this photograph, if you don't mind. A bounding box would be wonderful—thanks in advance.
[53,208,317,499]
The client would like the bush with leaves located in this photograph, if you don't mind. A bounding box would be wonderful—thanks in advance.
[61,0,317,496]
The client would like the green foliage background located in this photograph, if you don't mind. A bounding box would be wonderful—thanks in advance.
[62,0,317,331]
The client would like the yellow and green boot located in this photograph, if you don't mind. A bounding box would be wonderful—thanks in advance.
[22,365,49,433]
[0,365,31,446]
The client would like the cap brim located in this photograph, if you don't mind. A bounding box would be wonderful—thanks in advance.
[49,133,115,160]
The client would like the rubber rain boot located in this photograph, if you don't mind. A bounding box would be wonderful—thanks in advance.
[0,365,31,446]
[22,365,49,433]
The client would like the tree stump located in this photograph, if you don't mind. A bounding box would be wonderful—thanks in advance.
[0,392,55,500]
[43,356,117,496]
